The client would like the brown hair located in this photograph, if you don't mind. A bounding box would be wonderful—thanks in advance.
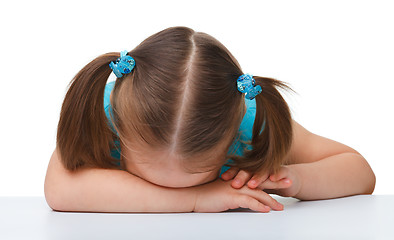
[57,26,295,175]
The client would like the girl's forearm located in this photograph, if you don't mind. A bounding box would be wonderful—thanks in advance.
[47,168,197,213]
[287,152,376,200]
[45,150,197,213]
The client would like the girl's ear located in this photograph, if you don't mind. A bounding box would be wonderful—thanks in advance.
[57,52,122,171]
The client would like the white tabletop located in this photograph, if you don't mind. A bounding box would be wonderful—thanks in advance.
[1,195,393,239]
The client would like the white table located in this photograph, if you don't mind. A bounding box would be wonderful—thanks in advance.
[1,195,393,239]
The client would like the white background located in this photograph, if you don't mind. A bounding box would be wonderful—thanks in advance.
[0,0,392,196]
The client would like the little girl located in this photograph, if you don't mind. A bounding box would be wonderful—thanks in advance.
[44,26,376,213]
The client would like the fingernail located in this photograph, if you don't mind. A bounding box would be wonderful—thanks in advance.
[234,179,241,185]
[284,179,291,184]
[249,180,256,186]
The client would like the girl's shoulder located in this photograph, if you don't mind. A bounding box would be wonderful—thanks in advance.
[104,81,118,133]
[226,98,256,154]
[239,98,257,140]
[104,81,115,110]
[220,99,258,175]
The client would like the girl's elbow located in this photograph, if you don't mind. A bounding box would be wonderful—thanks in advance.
[44,182,62,211]
[45,190,62,211]
[360,156,376,195]
[365,169,376,195]
[44,176,68,211]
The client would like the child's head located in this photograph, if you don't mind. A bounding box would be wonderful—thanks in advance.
[57,26,294,187]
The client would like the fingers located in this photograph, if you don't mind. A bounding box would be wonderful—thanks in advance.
[253,190,284,211]
[259,178,292,190]
[220,167,239,181]
[238,186,284,211]
[247,172,269,189]
[235,195,271,213]
[269,166,289,182]
[232,170,253,189]
[222,166,291,196]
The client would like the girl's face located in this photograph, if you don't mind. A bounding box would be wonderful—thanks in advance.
[121,141,228,188]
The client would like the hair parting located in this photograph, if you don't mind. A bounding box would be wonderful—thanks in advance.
[56,26,296,176]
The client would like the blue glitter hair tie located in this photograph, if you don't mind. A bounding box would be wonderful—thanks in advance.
[109,50,136,78]
[237,73,262,100]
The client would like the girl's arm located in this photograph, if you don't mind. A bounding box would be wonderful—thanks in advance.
[222,120,376,200]
[44,148,282,213]
[284,120,376,200]
[287,152,375,200]
[44,148,196,212]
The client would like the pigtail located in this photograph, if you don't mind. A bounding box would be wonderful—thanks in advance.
[57,52,121,171]
[232,76,295,175]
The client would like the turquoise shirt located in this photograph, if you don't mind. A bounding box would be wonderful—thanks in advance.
[104,81,261,177]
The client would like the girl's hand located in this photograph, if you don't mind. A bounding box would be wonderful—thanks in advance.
[221,165,302,198]
[193,178,284,213]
